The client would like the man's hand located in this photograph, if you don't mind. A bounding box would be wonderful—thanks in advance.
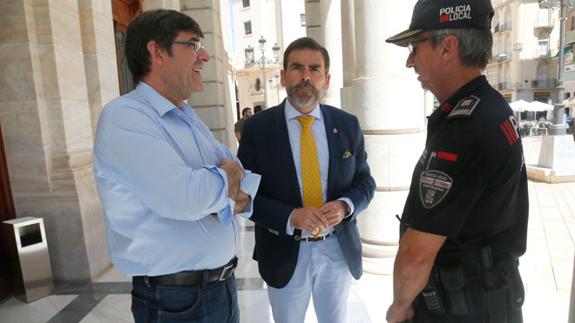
[233,191,250,214]
[290,207,329,235]
[386,303,414,323]
[320,200,348,227]
[218,159,244,200]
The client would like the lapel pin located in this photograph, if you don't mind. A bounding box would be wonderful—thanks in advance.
[343,150,352,159]
[332,128,338,134]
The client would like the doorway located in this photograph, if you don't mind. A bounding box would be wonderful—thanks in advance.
[112,0,143,95]
[0,123,16,301]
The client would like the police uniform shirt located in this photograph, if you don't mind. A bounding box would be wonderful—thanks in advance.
[401,76,529,261]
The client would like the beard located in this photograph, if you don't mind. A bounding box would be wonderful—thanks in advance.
[286,80,321,109]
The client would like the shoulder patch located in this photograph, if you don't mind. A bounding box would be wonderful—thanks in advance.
[500,115,520,146]
[447,95,480,118]
[419,170,453,209]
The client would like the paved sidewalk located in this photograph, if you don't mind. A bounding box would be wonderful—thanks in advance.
[353,180,575,323]
[520,180,575,322]
[1,134,574,322]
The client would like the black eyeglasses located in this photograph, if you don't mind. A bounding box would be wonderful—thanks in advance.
[172,40,204,52]
[407,38,430,54]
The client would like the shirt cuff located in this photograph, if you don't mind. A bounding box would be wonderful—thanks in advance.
[286,210,295,235]
[206,166,234,224]
[338,197,354,218]
[236,171,261,220]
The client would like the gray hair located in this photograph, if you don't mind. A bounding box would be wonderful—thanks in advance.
[429,29,493,70]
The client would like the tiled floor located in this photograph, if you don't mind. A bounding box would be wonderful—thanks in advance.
[1,138,574,322]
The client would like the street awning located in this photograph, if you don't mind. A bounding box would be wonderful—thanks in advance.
[509,100,554,112]
[509,99,531,112]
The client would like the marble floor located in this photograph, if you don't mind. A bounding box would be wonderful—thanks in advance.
[1,177,575,322]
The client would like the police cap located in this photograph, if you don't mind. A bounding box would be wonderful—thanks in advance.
[386,0,494,47]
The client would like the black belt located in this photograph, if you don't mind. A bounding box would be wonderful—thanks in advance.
[143,257,237,287]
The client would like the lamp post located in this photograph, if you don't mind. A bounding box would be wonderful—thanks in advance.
[275,74,281,104]
[258,36,268,108]
[245,36,281,109]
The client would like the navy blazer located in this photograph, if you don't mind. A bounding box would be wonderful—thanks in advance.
[237,100,376,288]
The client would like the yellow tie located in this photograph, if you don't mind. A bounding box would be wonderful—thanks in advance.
[297,115,323,209]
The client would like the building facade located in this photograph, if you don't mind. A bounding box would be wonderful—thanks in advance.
[229,0,306,118]
[486,0,560,103]
[0,0,237,290]
[561,7,575,112]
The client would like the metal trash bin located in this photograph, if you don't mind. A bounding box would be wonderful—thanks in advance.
[3,216,54,302]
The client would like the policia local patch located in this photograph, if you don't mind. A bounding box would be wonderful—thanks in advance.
[419,170,453,209]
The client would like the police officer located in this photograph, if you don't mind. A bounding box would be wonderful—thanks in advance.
[385,0,528,322]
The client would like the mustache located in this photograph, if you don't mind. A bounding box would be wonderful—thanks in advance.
[294,79,316,91]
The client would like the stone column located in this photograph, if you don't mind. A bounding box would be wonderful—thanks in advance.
[351,0,426,274]
[79,0,120,134]
[144,0,180,11]
[340,0,355,111]
[305,0,322,43]
[319,0,342,107]
[181,0,236,148]
[0,0,116,281]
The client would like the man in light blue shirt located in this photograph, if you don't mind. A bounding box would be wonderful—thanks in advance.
[92,9,259,323]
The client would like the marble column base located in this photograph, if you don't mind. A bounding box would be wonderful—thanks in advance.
[359,190,409,275]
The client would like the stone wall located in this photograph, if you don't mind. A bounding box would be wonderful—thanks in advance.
[181,0,236,147]
[0,0,117,281]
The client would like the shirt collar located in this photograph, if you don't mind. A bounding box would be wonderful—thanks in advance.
[284,99,322,121]
[437,75,488,114]
[134,82,180,117]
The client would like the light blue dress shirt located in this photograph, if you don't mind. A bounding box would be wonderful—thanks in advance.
[283,100,354,237]
[93,82,260,276]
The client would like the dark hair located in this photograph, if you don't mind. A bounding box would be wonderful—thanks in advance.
[283,37,330,72]
[241,107,251,116]
[125,9,204,83]
[430,29,492,70]
[254,105,263,113]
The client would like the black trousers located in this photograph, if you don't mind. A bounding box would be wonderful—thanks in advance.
[411,292,523,323]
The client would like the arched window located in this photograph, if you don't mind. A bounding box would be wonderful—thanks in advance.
[255,78,262,92]
[498,37,504,55]
[504,36,511,55]
[486,67,497,86]
[536,61,549,87]
[504,7,512,30]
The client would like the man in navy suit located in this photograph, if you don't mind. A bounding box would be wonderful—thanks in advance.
[238,37,375,323]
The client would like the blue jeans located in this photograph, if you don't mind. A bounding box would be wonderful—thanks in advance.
[131,274,239,323]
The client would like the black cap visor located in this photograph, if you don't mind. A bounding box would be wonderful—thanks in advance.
[385,28,423,47]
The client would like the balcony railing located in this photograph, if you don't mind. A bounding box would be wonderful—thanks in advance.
[535,48,551,59]
[498,81,512,90]
[495,52,511,62]
[532,79,557,88]
[534,18,554,30]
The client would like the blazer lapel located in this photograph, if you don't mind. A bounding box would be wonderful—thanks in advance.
[321,105,341,202]
[271,101,303,206]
